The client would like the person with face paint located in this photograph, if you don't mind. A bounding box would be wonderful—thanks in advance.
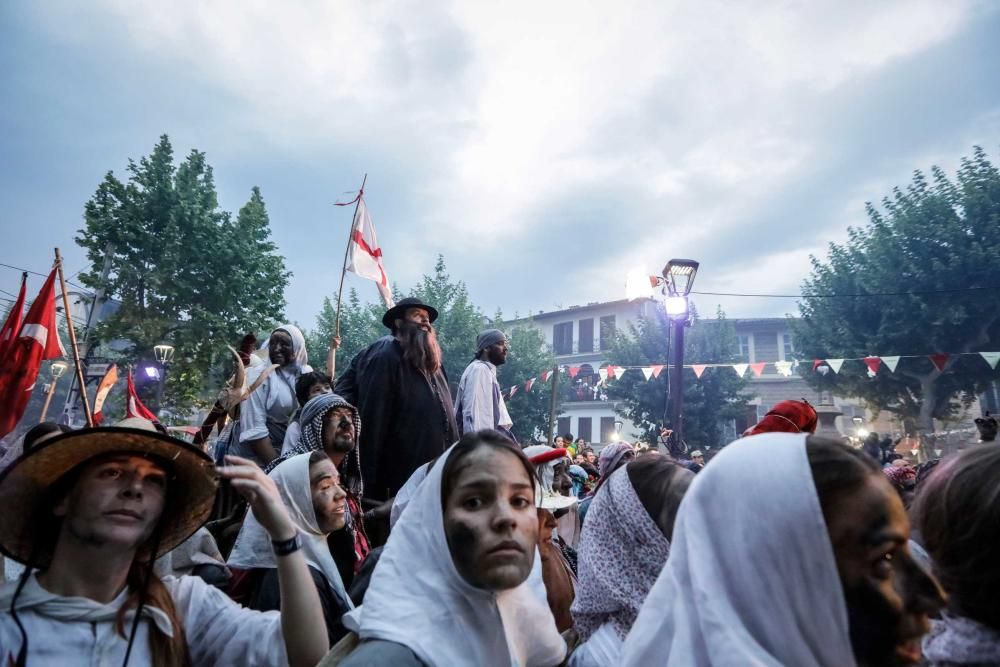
[279,371,333,456]
[454,329,516,442]
[230,325,311,467]
[915,446,1000,665]
[570,457,694,666]
[339,430,565,667]
[334,298,458,503]
[229,451,354,646]
[0,425,329,667]
[621,433,944,667]
[271,392,370,583]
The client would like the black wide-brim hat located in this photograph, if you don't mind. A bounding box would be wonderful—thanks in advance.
[0,427,218,568]
[382,297,439,329]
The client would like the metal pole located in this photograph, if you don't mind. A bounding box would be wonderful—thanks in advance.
[39,376,60,422]
[55,248,93,426]
[669,318,686,456]
[547,366,559,445]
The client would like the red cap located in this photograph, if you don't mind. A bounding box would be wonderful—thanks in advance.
[528,447,568,464]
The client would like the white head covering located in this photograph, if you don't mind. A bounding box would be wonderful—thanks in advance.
[257,324,310,371]
[228,452,351,610]
[523,445,577,511]
[620,433,856,667]
[344,443,566,666]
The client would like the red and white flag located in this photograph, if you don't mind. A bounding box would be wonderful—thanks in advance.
[126,370,160,423]
[0,272,28,363]
[346,197,394,308]
[0,267,66,437]
[92,363,119,425]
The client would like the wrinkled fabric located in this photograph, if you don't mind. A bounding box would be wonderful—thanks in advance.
[455,359,513,435]
[154,527,228,579]
[922,612,1000,666]
[883,465,916,492]
[743,400,818,437]
[572,467,670,643]
[620,433,855,667]
[343,443,566,667]
[597,442,633,478]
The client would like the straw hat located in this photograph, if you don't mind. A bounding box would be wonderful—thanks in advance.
[0,426,218,568]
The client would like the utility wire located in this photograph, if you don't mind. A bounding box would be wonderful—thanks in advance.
[691,286,999,299]
[1,260,90,291]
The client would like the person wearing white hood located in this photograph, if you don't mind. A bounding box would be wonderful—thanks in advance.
[620,433,945,667]
[339,430,566,667]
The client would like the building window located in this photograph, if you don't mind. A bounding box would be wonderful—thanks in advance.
[737,334,751,361]
[578,318,594,353]
[553,322,573,355]
[600,315,616,350]
[577,417,592,444]
[782,334,794,360]
[600,417,616,444]
[557,417,572,440]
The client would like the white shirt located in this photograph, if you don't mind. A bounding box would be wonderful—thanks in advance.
[0,572,288,666]
[280,420,302,456]
[455,360,513,434]
[238,365,299,442]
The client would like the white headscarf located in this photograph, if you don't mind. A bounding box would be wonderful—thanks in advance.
[344,443,567,666]
[620,433,856,667]
[228,452,351,610]
[257,324,309,371]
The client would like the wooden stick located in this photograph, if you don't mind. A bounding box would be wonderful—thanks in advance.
[548,366,559,445]
[55,248,93,426]
[331,173,367,377]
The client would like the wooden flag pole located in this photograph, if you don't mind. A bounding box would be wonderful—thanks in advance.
[55,248,93,426]
[330,173,367,378]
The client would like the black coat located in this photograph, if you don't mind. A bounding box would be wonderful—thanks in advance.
[336,336,458,501]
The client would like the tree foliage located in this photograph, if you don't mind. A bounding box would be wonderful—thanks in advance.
[793,147,1000,432]
[495,315,559,444]
[76,135,290,412]
[607,306,750,449]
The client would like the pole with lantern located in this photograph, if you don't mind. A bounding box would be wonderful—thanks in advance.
[153,343,175,414]
[39,360,70,423]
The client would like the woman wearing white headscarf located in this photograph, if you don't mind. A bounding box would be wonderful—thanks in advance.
[620,433,944,666]
[340,430,566,667]
[229,451,353,645]
[231,325,309,467]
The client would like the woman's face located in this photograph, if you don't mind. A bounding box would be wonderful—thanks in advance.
[826,474,945,666]
[444,446,538,591]
[268,330,294,366]
[310,457,347,533]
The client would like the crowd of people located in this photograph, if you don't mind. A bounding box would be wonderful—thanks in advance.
[0,296,997,666]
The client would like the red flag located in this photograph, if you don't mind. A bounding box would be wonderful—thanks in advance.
[864,357,882,375]
[691,364,707,379]
[929,354,950,373]
[126,370,160,422]
[567,366,580,378]
[606,365,618,380]
[524,378,535,392]
[651,365,665,378]
[0,272,28,363]
[541,369,552,382]
[92,364,120,425]
[0,267,66,437]
[750,362,766,378]
[812,359,824,371]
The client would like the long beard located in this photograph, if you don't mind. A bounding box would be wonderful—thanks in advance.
[398,321,443,374]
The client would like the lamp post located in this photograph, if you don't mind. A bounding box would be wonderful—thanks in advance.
[610,419,623,442]
[661,259,699,456]
[39,361,69,423]
[153,344,175,414]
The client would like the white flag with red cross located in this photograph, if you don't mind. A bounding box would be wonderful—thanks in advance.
[346,196,394,308]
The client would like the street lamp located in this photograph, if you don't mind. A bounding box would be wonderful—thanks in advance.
[39,361,69,422]
[610,420,623,442]
[152,344,175,413]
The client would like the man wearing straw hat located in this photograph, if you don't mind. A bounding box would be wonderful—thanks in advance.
[0,423,329,666]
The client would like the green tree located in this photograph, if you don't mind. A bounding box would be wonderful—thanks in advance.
[495,315,559,443]
[76,135,290,413]
[306,289,386,376]
[793,147,1000,435]
[607,306,750,449]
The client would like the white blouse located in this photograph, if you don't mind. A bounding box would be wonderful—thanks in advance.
[238,365,299,442]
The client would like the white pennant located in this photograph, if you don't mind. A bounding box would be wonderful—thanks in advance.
[980,352,1000,369]
[598,368,609,381]
[641,367,653,381]
[774,361,793,377]
[732,363,748,377]
[881,356,901,373]
[827,359,845,374]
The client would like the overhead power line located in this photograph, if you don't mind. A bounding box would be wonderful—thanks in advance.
[692,286,998,299]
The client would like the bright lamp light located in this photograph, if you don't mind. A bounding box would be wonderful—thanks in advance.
[50,361,69,379]
[664,296,689,317]
[153,344,175,364]
[144,366,161,380]
[626,270,659,301]
[663,259,700,296]
[857,428,870,438]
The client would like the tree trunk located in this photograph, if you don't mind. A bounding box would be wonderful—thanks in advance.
[917,374,938,460]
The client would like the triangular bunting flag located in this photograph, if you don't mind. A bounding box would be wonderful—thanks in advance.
[929,354,949,373]
[882,356,901,373]
[606,365,618,380]
[509,385,518,397]
[863,357,882,375]
[979,352,1000,369]
[732,363,748,377]
[827,359,845,374]
[651,365,664,378]
[92,363,119,425]
[812,359,824,371]
[525,378,535,392]
[641,367,653,381]
[126,370,160,423]
[692,364,707,379]
[567,366,580,378]
[541,369,553,382]
[750,362,766,378]
[598,368,609,382]
[774,361,793,377]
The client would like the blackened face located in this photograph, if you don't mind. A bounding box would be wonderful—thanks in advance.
[268,330,294,366]
[321,407,356,455]
[310,457,347,533]
[826,475,945,666]
[485,340,509,366]
[403,307,432,332]
[552,460,573,496]
[443,447,538,591]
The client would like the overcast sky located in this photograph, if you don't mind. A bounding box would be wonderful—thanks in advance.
[2,1,998,329]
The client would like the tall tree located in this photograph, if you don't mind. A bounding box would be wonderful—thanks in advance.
[494,314,559,444]
[607,306,750,449]
[793,147,1000,434]
[306,289,386,376]
[76,135,290,413]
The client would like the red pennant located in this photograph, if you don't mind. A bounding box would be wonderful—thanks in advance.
[812,359,824,371]
[567,366,580,378]
[541,369,552,382]
[929,354,949,372]
[691,364,707,379]
[863,357,881,374]
[524,378,535,392]
[0,272,27,364]
[606,365,618,379]
[126,370,160,422]
[651,365,664,378]
[750,362,766,378]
